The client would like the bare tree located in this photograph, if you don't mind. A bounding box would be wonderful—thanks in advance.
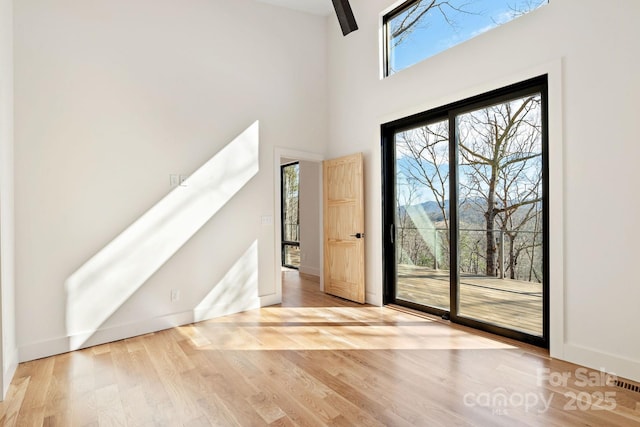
[390,0,473,47]
[396,177,418,264]
[396,121,452,270]
[395,91,544,281]
[396,121,450,240]
[506,0,548,19]
[390,0,547,48]
[526,199,543,282]
[458,94,543,277]
[496,160,542,280]
[282,164,299,242]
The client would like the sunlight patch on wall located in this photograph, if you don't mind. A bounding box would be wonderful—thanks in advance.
[194,240,259,323]
[65,121,260,350]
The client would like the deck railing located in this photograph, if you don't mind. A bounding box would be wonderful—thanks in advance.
[396,226,542,281]
[283,223,300,243]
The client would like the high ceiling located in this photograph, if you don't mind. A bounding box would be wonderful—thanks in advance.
[254,0,333,16]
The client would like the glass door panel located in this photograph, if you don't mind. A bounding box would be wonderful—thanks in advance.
[282,162,300,269]
[455,93,544,336]
[394,120,450,311]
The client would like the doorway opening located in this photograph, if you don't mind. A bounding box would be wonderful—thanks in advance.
[274,149,324,304]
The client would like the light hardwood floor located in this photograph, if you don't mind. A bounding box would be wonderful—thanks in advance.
[0,270,638,426]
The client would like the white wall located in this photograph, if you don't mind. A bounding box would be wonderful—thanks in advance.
[299,160,321,277]
[0,0,17,397]
[327,0,640,382]
[14,0,327,361]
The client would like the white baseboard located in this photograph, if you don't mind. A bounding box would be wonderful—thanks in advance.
[260,293,281,306]
[299,266,320,277]
[19,294,280,363]
[19,310,197,363]
[3,348,18,399]
[366,292,382,306]
[299,272,320,283]
[563,343,640,383]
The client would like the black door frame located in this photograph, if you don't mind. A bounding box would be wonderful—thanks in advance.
[281,161,300,269]
[382,76,549,348]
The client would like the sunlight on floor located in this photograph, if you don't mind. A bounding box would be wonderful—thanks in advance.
[176,305,517,351]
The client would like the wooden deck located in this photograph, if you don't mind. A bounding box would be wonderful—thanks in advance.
[397,264,543,336]
[283,245,300,269]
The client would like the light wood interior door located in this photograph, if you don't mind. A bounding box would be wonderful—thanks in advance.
[323,153,365,303]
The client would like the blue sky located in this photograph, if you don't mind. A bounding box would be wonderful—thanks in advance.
[388,0,547,74]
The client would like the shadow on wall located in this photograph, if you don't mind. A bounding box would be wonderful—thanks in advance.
[65,121,260,351]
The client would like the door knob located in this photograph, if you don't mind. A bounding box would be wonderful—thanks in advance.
[350,233,365,239]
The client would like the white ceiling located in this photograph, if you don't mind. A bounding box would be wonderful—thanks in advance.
[254,0,333,16]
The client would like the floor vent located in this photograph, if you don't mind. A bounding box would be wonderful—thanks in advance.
[615,379,640,394]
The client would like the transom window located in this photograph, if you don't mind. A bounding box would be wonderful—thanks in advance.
[383,0,548,76]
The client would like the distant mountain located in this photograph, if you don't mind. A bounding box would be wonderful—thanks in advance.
[400,196,542,229]
[399,198,486,226]
[418,200,448,221]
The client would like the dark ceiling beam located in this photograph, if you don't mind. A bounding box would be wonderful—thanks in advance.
[331,0,358,36]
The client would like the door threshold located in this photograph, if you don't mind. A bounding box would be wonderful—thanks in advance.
[386,303,550,357]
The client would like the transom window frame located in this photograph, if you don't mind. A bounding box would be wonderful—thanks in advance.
[382,0,549,78]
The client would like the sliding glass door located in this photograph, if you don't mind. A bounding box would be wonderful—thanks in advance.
[455,93,545,336]
[383,77,548,346]
[394,119,451,312]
